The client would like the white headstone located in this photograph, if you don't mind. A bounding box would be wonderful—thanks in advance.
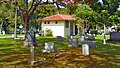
[2,31,5,35]
[82,44,89,55]
[43,42,55,53]
[45,43,50,50]
[12,34,15,38]
[70,36,73,39]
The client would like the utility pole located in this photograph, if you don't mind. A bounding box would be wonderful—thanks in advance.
[103,22,106,45]
[14,8,17,38]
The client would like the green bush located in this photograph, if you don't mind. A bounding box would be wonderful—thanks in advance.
[45,28,53,36]
[105,32,109,35]
[90,30,98,35]
[97,31,102,35]
[74,34,81,38]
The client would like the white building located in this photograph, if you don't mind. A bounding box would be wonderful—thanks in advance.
[38,14,78,37]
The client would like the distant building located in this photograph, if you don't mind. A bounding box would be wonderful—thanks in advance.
[38,14,79,37]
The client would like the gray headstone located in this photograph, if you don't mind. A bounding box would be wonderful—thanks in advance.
[56,36,63,42]
[110,32,120,41]
[87,35,95,40]
[82,41,97,48]
[67,36,73,42]
[78,36,85,42]
[69,39,79,47]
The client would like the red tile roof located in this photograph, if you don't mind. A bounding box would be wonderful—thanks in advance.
[39,14,76,21]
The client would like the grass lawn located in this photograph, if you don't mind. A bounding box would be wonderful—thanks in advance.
[0,35,120,68]
[0,34,25,38]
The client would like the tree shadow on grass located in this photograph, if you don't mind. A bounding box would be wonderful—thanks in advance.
[1,37,120,67]
[87,39,120,67]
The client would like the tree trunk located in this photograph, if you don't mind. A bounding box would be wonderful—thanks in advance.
[25,20,29,32]
[0,28,1,35]
[0,21,3,35]
[77,27,79,35]
[14,8,17,38]
[24,20,29,40]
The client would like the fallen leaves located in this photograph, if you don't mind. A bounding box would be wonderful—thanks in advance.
[91,55,105,61]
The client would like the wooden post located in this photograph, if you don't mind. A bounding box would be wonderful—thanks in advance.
[31,45,35,62]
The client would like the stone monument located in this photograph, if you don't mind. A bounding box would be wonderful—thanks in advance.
[68,39,79,47]
[56,36,63,42]
[42,42,56,53]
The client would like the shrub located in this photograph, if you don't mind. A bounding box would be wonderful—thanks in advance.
[45,28,53,36]
[73,34,81,38]
[105,32,109,35]
[97,31,102,35]
[90,30,98,35]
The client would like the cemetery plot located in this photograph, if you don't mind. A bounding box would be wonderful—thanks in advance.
[0,36,120,67]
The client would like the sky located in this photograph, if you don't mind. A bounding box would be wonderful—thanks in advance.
[28,0,31,2]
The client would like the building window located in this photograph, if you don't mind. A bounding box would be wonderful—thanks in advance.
[48,21,50,24]
[65,20,69,28]
[44,21,46,24]
[55,21,58,24]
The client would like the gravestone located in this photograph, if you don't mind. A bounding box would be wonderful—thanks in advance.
[2,31,5,35]
[109,32,120,41]
[56,36,63,42]
[24,31,37,46]
[42,42,56,53]
[67,36,73,42]
[12,34,15,38]
[82,41,97,48]
[82,44,89,55]
[87,35,95,41]
[68,39,79,47]
[78,36,85,42]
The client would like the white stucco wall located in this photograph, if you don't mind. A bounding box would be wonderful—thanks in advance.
[41,20,76,37]
[41,21,65,37]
